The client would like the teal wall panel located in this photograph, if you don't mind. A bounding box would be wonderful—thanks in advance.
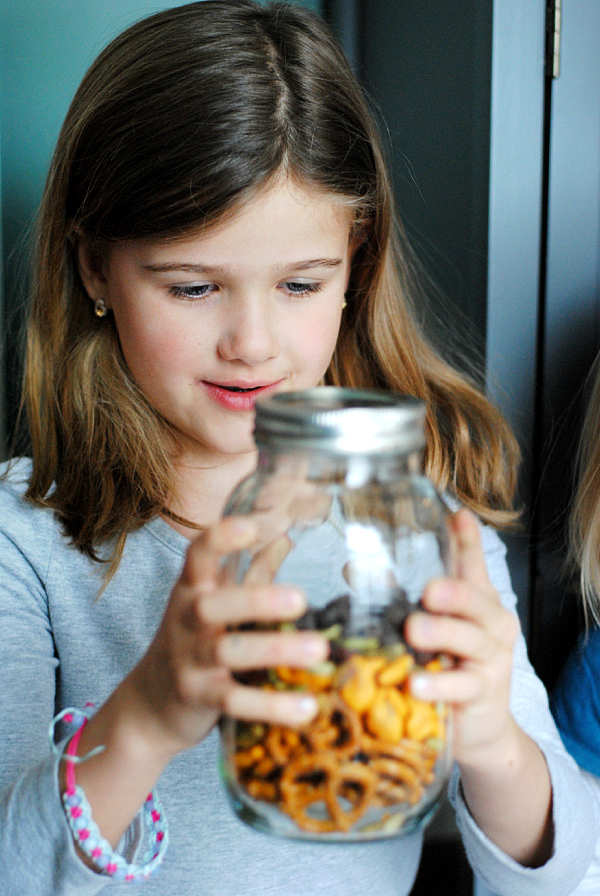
[2,1,184,249]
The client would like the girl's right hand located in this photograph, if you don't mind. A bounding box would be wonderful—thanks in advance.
[68,516,326,853]
[130,516,327,760]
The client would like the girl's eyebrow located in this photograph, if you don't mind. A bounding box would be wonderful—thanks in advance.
[142,258,343,275]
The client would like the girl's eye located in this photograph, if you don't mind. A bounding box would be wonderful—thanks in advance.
[280,280,323,298]
[169,283,216,301]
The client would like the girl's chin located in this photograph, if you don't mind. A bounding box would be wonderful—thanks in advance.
[176,431,257,465]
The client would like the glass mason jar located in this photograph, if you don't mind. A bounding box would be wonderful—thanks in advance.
[219,387,453,841]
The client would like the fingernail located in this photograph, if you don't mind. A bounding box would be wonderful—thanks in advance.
[303,636,326,661]
[295,694,318,721]
[410,674,432,699]
[278,588,304,613]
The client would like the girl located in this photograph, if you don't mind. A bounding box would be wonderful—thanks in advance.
[551,351,600,894]
[0,2,595,894]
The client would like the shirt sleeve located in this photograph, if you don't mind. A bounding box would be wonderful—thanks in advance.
[0,512,142,895]
[448,522,600,896]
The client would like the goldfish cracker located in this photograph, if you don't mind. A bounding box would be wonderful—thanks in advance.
[377,653,415,687]
[273,666,307,687]
[339,655,386,713]
[364,687,407,741]
[405,697,441,742]
[305,666,336,691]
[424,657,444,673]
[274,665,334,691]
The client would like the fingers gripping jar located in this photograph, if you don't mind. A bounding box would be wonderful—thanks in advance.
[220,387,453,841]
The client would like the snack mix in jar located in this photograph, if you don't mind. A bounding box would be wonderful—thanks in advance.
[220,388,453,841]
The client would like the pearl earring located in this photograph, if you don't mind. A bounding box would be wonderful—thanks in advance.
[94,298,108,318]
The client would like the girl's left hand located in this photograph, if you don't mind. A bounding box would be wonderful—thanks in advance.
[404,508,520,767]
[404,508,555,868]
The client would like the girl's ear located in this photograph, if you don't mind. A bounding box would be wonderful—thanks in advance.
[76,240,110,308]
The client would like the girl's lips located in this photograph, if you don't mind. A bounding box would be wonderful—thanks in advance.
[202,379,282,411]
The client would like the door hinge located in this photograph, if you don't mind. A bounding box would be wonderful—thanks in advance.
[546,0,562,79]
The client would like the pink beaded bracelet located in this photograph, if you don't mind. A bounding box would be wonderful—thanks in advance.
[51,705,169,882]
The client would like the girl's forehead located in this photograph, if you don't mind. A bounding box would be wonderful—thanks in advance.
[145,178,356,249]
[232,179,354,222]
[109,179,356,270]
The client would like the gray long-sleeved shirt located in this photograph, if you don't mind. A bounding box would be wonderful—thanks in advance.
[0,457,597,895]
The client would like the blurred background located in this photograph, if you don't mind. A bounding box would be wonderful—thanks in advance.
[2,1,600,893]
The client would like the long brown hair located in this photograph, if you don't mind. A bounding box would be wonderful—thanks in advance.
[21,0,519,572]
[569,353,600,623]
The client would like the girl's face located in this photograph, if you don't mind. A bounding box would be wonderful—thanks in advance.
[80,179,354,468]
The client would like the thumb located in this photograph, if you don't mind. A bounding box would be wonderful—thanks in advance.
[449,509,490,589]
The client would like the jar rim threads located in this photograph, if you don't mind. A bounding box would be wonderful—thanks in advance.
[253,387,426,455]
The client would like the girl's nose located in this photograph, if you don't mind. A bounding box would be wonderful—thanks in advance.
[217,299,279,366]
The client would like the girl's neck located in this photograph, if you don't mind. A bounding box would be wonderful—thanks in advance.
[161,449,258,539]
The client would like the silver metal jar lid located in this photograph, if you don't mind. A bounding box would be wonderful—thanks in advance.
[253,387,426,454]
